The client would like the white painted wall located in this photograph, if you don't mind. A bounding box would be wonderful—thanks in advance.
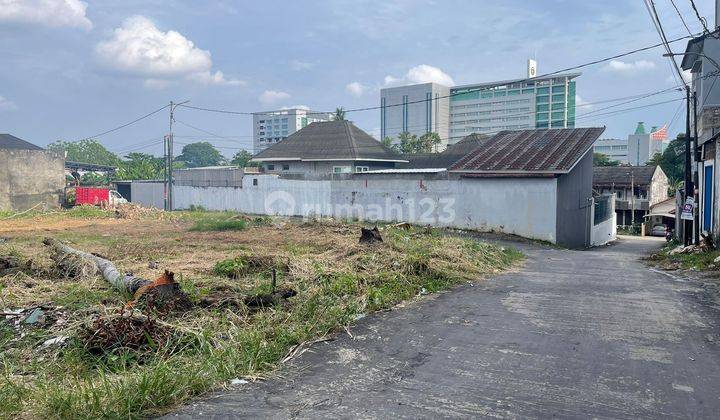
[591,214,617,246]
[171,175,558,243]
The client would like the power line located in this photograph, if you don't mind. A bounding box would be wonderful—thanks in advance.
[689,0,712,34]
[670,0,694,36]
[179,33,698,118]
[73,104,170,142]
[575,97,685,121]
[645,0,686,86]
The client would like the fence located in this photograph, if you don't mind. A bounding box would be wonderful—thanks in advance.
[590,194,616,246]
[593,195,613,225]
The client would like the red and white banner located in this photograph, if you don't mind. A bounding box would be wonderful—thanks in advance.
[651,124,668,141]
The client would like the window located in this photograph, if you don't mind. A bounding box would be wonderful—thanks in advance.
[252,178,258,186]
[522,88,535,94]
[536,112,548,121]
[355,166,370,173]
[536,104,549,112]
[333,166,351,173]
[282,164,290,171]
[551,111,565,120]
[552,94,566,103]
[536,95,549,104]
[267,164,275,170]
[552,85,566,93]
[536,87,550,94]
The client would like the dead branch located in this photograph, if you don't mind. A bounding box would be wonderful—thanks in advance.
[43,237,151,294]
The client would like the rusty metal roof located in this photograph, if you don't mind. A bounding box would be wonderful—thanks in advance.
[449,127,605,175]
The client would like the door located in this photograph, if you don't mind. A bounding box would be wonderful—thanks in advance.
[704,164,714,231]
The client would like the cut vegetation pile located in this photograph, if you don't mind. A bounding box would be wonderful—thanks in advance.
[0,207,522,418]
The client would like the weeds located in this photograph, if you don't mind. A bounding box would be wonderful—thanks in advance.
[0,215,522,419]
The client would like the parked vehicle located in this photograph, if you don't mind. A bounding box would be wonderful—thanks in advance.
[650,224,667,237]
[75,187,127,206]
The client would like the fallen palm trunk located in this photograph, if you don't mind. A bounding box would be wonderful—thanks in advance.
[43,237,150,294]
[43,238,191,312]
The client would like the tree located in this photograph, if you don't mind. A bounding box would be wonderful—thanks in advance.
[593,152,620,167]
[393,131,442,154]
[116,153,164,180]
[230,150,259,167]
[47,139,121,166]
[175,142,225,168]
[333,107,346,121]
[658,134,685,183]
[418,132,442,153]
[381,136,398,152]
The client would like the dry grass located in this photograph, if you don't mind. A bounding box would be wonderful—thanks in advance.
[0,207,522,419]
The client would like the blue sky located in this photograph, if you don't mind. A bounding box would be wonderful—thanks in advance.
[0,0,715,158]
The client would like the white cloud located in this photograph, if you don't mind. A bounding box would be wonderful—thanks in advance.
[576,95,592,111]
[259,90,291,106]
[0,0,92,30]
[96,16,242,87]
[0,95,17,111]
[280,104,310,111]
[346,81,365,97]
[289,60,314,71]
[602,59,656,74]
[187,70,245,86]
[384,64,455,87]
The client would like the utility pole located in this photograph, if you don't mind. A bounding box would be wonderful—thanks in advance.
[630,170,635,228]
[165,100,189,211]
[684,87,693,245]
[693,91,700,243]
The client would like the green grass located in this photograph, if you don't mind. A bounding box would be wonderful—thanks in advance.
[0,220,522,419]
[188,218,247,232]
[646,241,720,270]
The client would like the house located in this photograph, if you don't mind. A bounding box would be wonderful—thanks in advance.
[447,127,605,248]
[250,120,407,176]
[681,27,720,239]
[593,165,669,227]
[0,134,65,211]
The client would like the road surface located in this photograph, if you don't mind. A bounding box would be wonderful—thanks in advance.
[167,235,720,419]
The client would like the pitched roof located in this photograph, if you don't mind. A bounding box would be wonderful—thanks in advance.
[0,134,43,150]
[449,127,605,174]
[251,121,407,162]
[593,165,659,186]
[402,134,488,169]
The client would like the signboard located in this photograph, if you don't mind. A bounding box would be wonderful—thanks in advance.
[681,196,695,220]
[527,59,537,78]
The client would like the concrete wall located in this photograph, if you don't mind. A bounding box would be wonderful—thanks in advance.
[0,149,64,211]
[262,160,396,177]
[168,174,559,243]
[174,167,243,187]
[130,182,165,209]
[649,167,669,206]
[556,151,593,248]
[591,213,617,246]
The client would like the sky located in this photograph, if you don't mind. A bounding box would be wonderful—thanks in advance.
[0,0,716,158]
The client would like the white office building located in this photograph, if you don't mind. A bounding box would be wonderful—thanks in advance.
[627,122,667,166]
[253,108,332,153]
[380,61,580,150]
[594,138,629,164]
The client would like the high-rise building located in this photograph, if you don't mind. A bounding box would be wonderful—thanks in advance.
[627,122,667,166]
[379,63,580,149]
[594,138,629,164]
[253,108,332,153]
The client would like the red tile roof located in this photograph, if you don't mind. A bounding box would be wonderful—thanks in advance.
[449,127,605,175]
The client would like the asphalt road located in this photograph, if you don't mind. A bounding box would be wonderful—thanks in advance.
[166,235,720,419]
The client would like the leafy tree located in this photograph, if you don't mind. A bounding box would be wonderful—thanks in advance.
[116,153,164,180]
[647,152,663,166]
[658,134,685,183]
[381,136,398,152]
[230,150,259,167]
[393,131,442,154]
[333,107,346,121]
[47,139,121,166]
[418,132,442,153]
[593,152,620,167]
[175,142,225,168]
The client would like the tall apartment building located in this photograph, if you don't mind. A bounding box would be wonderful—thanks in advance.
[380,63,579,149]
[594,138,629,164]
[253,108,332,153]
[627,122,667,166]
